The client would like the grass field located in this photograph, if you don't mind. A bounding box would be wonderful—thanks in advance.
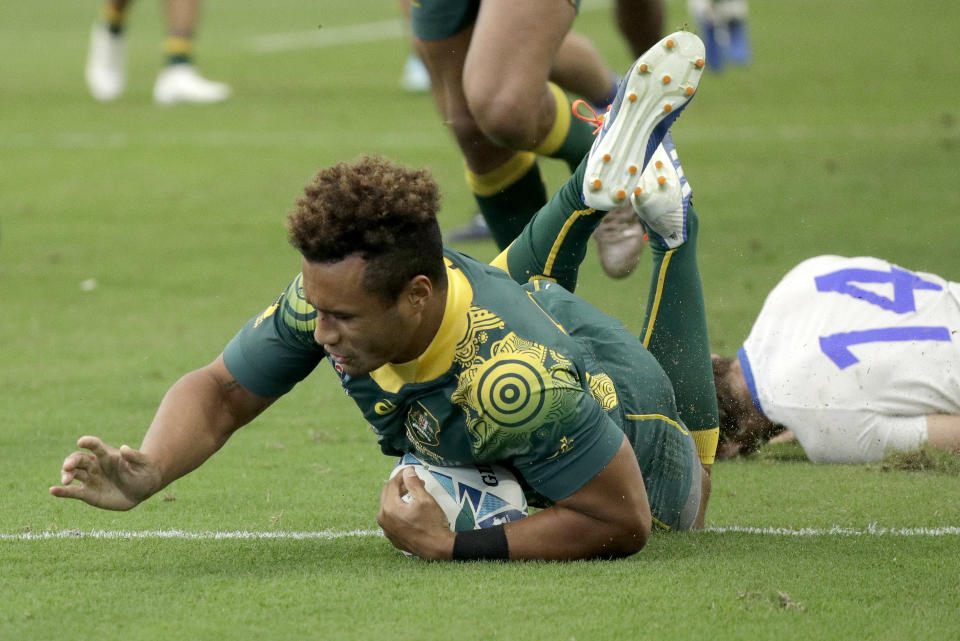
[3,0,960,639]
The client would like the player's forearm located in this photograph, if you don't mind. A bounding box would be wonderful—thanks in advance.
[503,501,650,560]
[505,439,652,560]
[141,362,272,493]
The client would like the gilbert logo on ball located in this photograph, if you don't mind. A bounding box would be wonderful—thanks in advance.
[390,453,528,531]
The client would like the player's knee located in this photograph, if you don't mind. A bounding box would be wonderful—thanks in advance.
[620,517,651,557]
[465,87,539,149]
[445,109,494,160]
[606,510,650,558]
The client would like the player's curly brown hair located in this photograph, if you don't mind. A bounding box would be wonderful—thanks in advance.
[287,155,446,302]
[713,355,784,456]
[713,355,748,444]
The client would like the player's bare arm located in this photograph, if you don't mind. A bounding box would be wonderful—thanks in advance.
[926,414,960,452]
[378,436,651,561]
[51,354,276,510]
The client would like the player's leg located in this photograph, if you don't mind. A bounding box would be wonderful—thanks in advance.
[614,0,664,57]
[443,29,618,246]
[153,0,230,105]
[689,0,751,72]
[397,0,431,93]
[590,0,664,279]
[548,32,619,122]
[466,0,599,172]
[491,32,705,292]
[455,0,598,248]
[927,415,960,453]
[86,0,132,101]
[633,132,719,462]
[414,26,546,249]
[717,0,752,65]
[548,29,640,280]
[411,0,551,250]
[489,156,601,291]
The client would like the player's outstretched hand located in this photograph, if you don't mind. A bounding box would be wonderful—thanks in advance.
[49,436,162,511]
[378,466,454,560]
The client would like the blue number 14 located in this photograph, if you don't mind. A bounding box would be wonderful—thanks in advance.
[814,266,951,369]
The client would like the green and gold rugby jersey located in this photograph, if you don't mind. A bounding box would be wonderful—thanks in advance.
[224,248,696,523]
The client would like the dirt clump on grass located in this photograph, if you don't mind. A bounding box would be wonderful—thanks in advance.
[880,446,960,475]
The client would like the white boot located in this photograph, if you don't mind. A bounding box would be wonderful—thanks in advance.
[153,64,231,105]
[85,23,127,102]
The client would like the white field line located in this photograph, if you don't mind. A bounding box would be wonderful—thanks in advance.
[1,528,384,541]
[247,1,612,53]
[249,18,406,53]
[3,525,959,541]
[0,122,942,151]
[705,525,960,536]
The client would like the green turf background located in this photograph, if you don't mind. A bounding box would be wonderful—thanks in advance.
[2,0,959,639]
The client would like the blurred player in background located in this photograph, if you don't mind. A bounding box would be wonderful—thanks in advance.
[408,0,623,256]
[713,255,960,462]
[85,0,230,104]
[397,0,432,94]
[687,0,751,72]
[52,33,717,561]
[439,0,669,281]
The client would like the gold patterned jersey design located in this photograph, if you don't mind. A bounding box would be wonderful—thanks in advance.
[281,273,319,333]
[586,371,619,412]
[454,307,505,365]
[452,320,584,460]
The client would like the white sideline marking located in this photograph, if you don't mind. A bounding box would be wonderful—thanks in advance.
[3,525,959,541]
[249,19,406,53]
[1,528,384,541]
[0,123,941,151]
[247,1,611,53]
[705,525,960,536]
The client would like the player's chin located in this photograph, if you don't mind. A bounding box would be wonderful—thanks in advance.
[344,356,390,377]
[339,362,374,377]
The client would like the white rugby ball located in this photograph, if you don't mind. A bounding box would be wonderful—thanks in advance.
[390,453,528,531]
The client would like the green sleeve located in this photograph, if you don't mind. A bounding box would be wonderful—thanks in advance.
[223,274,325,397]
[510,390,624,502]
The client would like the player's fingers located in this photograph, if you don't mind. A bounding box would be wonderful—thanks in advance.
[49,483,88,501]
[380,472,402,507]
[400,467,429,499]
[62,451,96,475]
[71,468,93,485]
[119,445,149,467]
[77,435,110,459]
[60,453,89,485]
[61,451,84,471]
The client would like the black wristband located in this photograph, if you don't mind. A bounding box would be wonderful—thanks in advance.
[452,525,509,561]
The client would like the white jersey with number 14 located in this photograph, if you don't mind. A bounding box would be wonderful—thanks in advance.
[739,255,960,462]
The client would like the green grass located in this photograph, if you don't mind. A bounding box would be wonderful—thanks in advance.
[3,0,960,639]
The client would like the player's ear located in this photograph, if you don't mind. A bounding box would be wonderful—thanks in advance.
[404,275,434,311]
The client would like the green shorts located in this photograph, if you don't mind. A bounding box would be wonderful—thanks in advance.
[411,0,581,41]
[605,349,702,531]
[528,282,701,531]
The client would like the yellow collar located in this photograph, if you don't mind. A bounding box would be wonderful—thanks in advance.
[369,259,472,392]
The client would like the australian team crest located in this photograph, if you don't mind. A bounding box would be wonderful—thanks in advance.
[405,401,441,448]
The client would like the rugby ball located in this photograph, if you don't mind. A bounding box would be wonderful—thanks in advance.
[390,453,528,531]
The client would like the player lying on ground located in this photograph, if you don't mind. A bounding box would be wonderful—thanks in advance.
[52,33,719,561]
[712,255,960,463]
